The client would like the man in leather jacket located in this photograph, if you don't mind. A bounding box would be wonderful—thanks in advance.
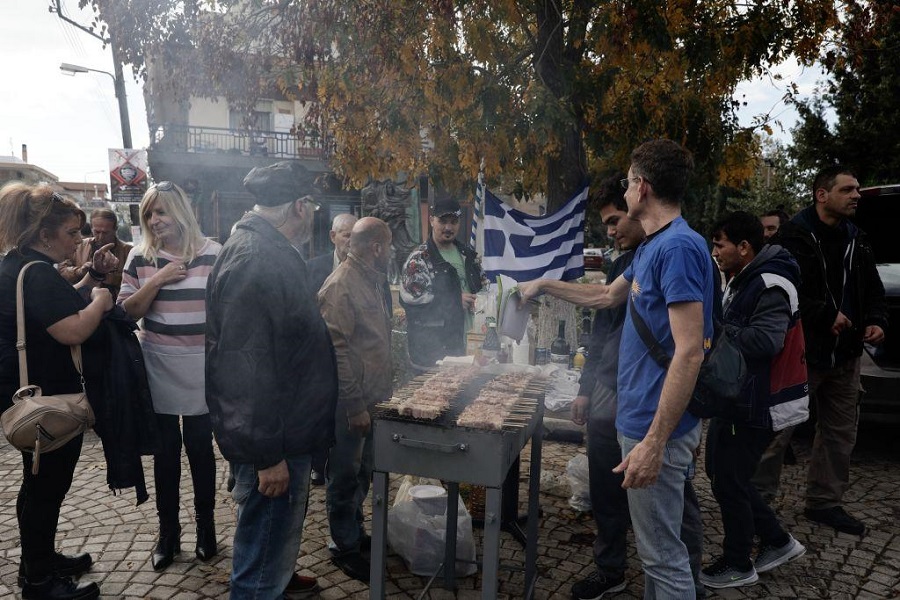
[206,161,338,598]
[399,196,485,370]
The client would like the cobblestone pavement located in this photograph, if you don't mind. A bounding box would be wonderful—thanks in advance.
[1,421,898,599]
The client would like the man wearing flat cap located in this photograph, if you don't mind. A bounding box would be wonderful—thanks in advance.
[205,161,338,598]
[400,195,486,370]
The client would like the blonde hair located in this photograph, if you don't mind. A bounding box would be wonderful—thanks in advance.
[0,182,84,252]
[138,182,206,265]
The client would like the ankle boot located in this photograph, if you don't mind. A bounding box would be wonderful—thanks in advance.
[151,526,181,571]
[195,517,217,561]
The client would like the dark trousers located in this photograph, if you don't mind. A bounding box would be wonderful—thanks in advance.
[705,418,789,570]
[18,433,83,580]
[154,413,217,532]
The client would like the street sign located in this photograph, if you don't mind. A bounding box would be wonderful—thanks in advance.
[108,148,148,203]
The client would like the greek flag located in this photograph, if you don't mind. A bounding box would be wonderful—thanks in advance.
[481,184,587,282]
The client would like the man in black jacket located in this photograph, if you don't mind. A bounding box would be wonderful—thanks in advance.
[399,196,485,369]
[755,166,887,536]
[701,212,808,589]
[206,161,338,598]
[307,213,357,293]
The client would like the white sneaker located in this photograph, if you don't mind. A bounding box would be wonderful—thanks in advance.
[754,535,806,573]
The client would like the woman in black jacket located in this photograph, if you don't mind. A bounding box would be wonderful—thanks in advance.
[0,183,117,600]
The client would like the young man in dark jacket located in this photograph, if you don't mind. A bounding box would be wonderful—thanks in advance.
[399,196,485,369]
[206,161,338,598]
[755,166,887,536]
[701,212,808,589]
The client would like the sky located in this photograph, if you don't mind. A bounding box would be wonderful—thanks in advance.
[1,1,829,189]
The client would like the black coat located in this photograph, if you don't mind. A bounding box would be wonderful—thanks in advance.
[772,206,888,369]
[306,252,333,294]
[206,213,338,469]
[91,306,158,504]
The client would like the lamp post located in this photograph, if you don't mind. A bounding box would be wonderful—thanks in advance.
[82,169,106,204]
[60,61,133,149]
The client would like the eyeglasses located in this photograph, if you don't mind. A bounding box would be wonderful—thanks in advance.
[619,177,645,190]
[154,181,175,192]
[51,192,66,203]
[302,196,321,212]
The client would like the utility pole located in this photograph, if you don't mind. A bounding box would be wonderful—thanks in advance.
[51,0,133,149]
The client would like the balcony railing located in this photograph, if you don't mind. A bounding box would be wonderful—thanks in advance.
[150,124,332,161]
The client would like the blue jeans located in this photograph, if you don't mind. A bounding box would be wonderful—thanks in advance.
[326,412,374,554]
[230,456,312,600]
[620,422,701,600]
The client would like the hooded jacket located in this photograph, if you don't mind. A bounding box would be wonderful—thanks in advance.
[723,244,809,430]
[772,206,888,370]
[205,213,338,469]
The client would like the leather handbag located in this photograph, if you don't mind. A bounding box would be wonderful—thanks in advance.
[1,262,95,474]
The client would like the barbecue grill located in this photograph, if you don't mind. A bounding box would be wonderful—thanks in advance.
[370,364,546,599]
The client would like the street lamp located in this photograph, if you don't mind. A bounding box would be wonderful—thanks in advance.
[83,169,106,204]
[60,62,133,149]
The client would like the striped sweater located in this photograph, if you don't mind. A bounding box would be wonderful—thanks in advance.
[118,239,221,415]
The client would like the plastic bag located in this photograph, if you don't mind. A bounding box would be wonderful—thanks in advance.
[566,454,591,512]
[388,484,478,577]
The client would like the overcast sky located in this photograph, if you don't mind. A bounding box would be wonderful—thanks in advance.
[1,1,828,188]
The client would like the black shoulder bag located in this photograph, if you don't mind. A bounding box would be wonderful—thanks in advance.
[627,274,747,419]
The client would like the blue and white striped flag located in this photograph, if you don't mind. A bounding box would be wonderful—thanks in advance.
[481,185,588,282]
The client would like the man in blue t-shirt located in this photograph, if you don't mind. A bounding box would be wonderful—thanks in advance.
[521,139,715,598]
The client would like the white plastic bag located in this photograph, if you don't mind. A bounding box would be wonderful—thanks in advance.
[566,454,591,512]
[388,485,478,577]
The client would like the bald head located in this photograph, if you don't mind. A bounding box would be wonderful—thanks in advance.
[350,217,392,272]
[330,213,358,261]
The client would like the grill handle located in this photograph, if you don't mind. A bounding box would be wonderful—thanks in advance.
[392,434,468,454]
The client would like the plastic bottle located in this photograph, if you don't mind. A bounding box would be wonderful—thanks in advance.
[481,321,500,362]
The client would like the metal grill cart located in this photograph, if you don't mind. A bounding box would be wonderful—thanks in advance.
[369,365,546,599]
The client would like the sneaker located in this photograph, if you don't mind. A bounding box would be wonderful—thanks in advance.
[331,551,370,583]
[571,571,626,599]
[284,572,319,599]
[804,506,866,536]
[755,535,806,573]
[699,556,758,589]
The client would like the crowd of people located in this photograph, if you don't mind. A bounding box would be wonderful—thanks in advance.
[519,142,887,599]
[0,140,887,600]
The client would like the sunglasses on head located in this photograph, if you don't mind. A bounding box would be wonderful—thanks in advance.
[154,181,175,192]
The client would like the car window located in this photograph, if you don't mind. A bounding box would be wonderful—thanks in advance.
[855,188,900,263]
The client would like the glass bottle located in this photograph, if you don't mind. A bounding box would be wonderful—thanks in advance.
[550,319,570,366]
[578,308,593,357]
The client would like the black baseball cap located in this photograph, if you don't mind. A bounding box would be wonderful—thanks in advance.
[430,196,461,217]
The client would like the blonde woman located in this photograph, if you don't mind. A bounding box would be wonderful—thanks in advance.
[118,182,221,571]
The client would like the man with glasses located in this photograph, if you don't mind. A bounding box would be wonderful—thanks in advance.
[399,195,485,370]
[521,139,715,598]
[206,161,337,599]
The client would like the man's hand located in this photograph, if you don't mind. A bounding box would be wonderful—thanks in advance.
[257,460,289,497]
[348,410,372,436]
[613,439,664,489]
[91,243,119,274]
[863,325,885,345]
[831,311,853,336]
[517,280,543,305]
[571,395,590,426]
[461,292,476,313]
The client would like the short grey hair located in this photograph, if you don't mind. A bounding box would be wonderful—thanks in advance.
[331,213,357,232]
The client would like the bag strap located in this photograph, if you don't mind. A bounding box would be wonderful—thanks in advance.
[627,256,725,371]
[16,262,84,390]
[628,292,672,369]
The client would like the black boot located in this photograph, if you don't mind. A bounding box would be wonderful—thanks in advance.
[18,552,93,587]
[195,516,217,561]
[151,525,181,571]
[21,575,99,600]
